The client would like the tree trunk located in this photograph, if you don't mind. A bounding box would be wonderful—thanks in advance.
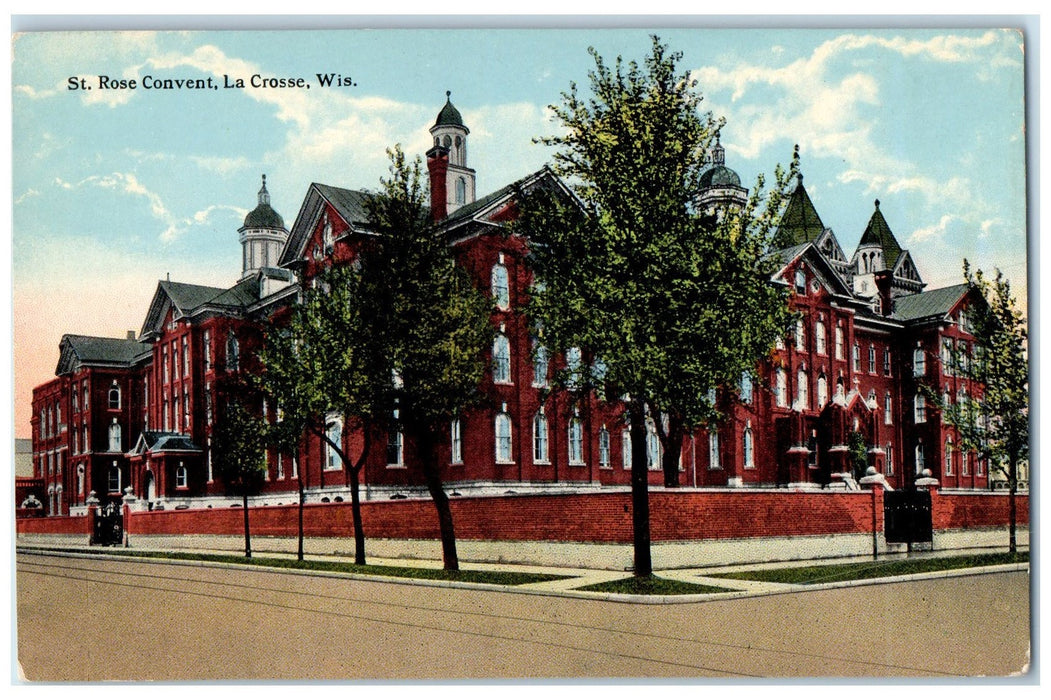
[349,464,366,565]
[297,474,305,561]
[417,425,458,570]
[628,398,652,577]
[242,490,252,558]
[658,414,684,488]
[1008,453,1018,554]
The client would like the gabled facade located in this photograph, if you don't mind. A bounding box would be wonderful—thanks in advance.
[27,95,998,516]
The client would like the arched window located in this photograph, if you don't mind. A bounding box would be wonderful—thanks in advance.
[622,424,632,470]
[913,347,926,376]
[795,319,806,351]
[533,410,549,463]
[532,340,548,388]
[852,343,861,372]
[915,443,926,474]
[944,438,954,476]
[884,347,892,375]
[740,373,753,404]
[815,321,827,355]
[885,393,893,424]
[775,368,788,408]
[325,417,342,471]
[598,427,611,468]
[817,374,828,407]
[176,463,188,489]
[455,177,466,205]
[386,410,404,467]
[108,463,121,493]
[868,345,876,373]
[227,335,240,372]
[492,334,511,384]
[450,418,463,464]
[914,393,927,423]
[495,410,513,463]
[835,325,845,360]
[568,417,584,465]
[108,420,122,452]
[646,419,661,470]
[886,443,894,476]
[743,424,755,469]
[797,368,809,409]
[491,263,510,310]
[708,431,721,470]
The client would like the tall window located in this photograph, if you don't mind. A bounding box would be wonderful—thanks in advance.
[794,269,806,295]
[72,389,78,413]
[868,345,876,374]
[495,410,513,463]
[835,326,845,360]
[566,347,583,388]
[775,368,788,408]
[598,427,611,468]
[708,431,721,470]
[622,426,632,470]
[491,263,510,310]
[182,336,189,377]
[852,344,861,372]
[743,424,755,469]
[914,393,927,423]
[962,451,970,476]
[886,443,894,476]
[884,347,892,375]
[568,417,584,465]
[817,374,828,407]
[386,424,404,466]
[83,383,89,410]
[944,438,954,476]
[913,347,926,376]
[646,420,661,470]
[915,444,925,474]
[794,319,806,351]
[204,329,212,368]
[885,393,893,425]
[182,388,190,431]
[450,418,463,464]
[740,373,753,404]
[163,346,169,383]
[532,340,548,388]
[325,417,342,470]
[797,368,809,409]
[108,421,121,452]
[942,337,954,375]
[455,177,467,205]
[176,463,188,489]
[227,335,240,372]
[492,334,511,384]
[108,463,121,493]
[533,410,549,463]
[815,321,827,355]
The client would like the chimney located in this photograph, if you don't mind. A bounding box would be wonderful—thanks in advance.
[874,270,893,317]
[126,330,137,340]
[426,144,450,222]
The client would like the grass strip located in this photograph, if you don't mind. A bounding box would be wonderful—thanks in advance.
[709,551,1028,586]
[28,546,568,586]
[576,575,731,595]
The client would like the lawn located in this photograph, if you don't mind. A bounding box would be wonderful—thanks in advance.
[708,551,1028,586]
[576,575,731,595]
[27,546,568,586]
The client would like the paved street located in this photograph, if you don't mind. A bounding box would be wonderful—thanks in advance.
[15,550,1030,681]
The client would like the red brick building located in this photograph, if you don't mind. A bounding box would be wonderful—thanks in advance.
[29,95,994,515]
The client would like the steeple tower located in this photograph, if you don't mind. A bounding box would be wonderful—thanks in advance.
[426,91,476,220]
[239,174,289,280]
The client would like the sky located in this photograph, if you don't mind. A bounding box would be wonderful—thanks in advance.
[10,25,1029,436]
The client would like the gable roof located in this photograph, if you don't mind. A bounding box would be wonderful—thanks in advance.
[280,182,374,267]
[892,283,970,322]
[443,167,567,238]
[131,431,202,455]
[141,277,262,337]
[858,199,904,268]
[56,334,152,375]
[775,175,826,246]
[771,241,853,297]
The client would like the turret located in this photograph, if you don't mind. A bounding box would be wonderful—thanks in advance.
[238,175,289,280]
[426,91,476,220]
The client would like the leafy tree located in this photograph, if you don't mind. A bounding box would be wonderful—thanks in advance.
[361,146,494,571]
[257,264,391,565]
[847,430,868,482]
[212,384,268,558]
[519,37,796,576]
[934,262,1029,552]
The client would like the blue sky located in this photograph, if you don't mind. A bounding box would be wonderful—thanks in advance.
[11,26,1029,433]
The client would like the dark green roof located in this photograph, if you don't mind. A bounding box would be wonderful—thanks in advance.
[313,183,371,226]
[137,431,202,453]
[442,168,551,228]
[776,176,826,245]
[159,280,229,314]
[859,199,903,268]
[699,165,742,188]
[62,334,152,365]
[244,202,285,229]
[434,92,466,129]
[892,283,970,322]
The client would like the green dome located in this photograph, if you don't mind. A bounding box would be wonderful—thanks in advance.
[434,91,466,129]
[699,165,742,188]
[243,175,285,229]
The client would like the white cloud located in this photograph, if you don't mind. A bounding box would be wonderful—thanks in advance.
[908,214,957,243]
[190,155,252,176]
[193,204,247,225]
[14,189,40,205]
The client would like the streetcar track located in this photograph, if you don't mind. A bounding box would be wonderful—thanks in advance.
[17,553,963,676]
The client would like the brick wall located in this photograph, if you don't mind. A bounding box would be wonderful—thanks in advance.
[20,489,1025,544]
